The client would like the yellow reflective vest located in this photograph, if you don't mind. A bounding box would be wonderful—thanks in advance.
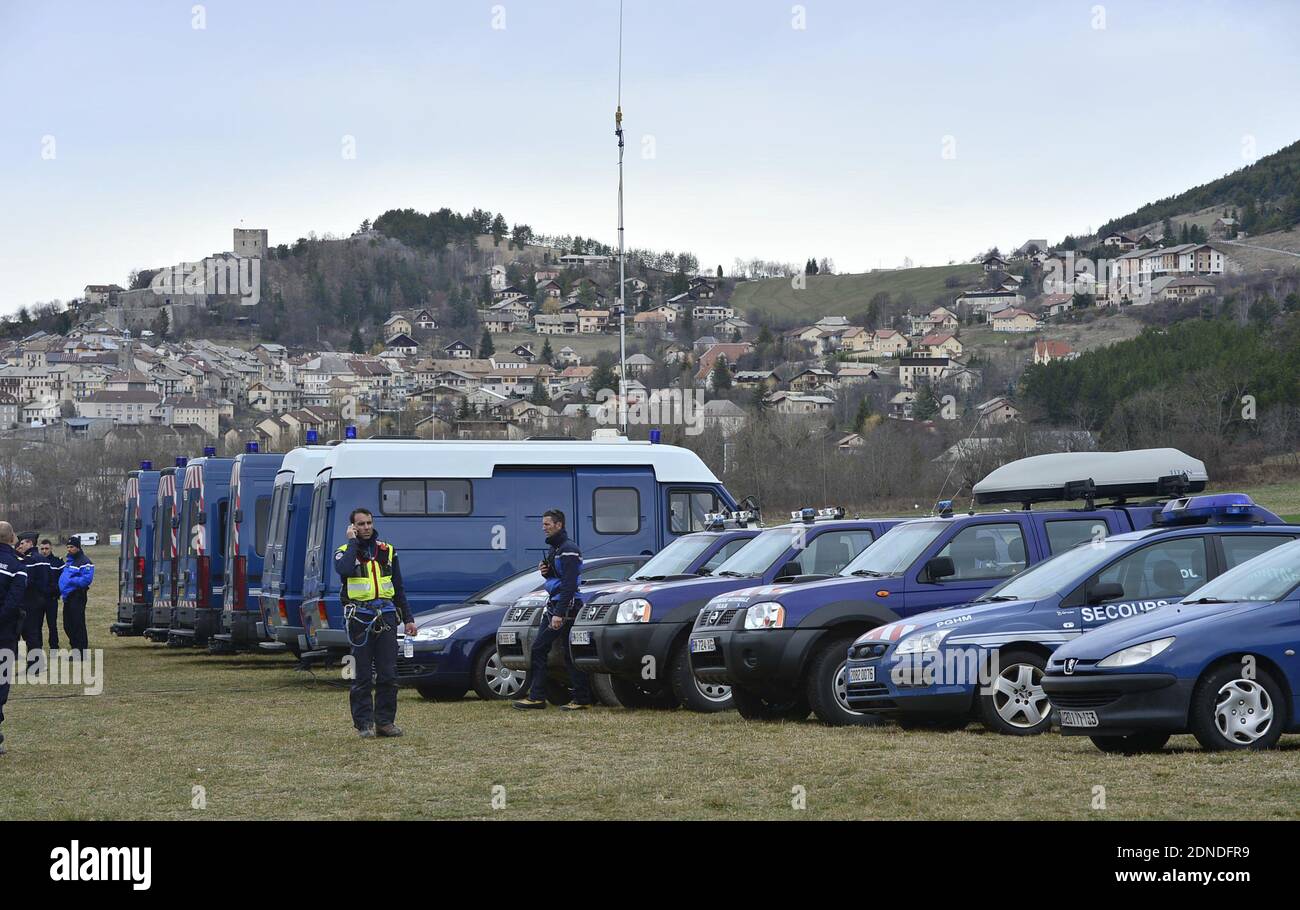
[337,540,397,602]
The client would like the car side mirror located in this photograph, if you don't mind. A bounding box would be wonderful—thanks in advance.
[1088,581,1125,605]
[775,560,801,580]
[923,556,955,582]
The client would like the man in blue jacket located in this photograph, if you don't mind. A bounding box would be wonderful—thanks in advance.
[59,536,94,655]
[0,522,30,755]
[40,540,62,649]
[16,531,52,671]
[512,509,590,711]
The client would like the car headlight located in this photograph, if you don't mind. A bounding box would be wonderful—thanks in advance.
[1097,636,1175,668]
[895,629,950,655]
[414,618,470,641]
[615,598,652,623]
[743,601,785,630]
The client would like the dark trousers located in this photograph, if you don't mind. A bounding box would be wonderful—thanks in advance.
[21,603,43,654]
[348,616,398,730]
[527,616,591,704]
[44,596,59,649]
[0,636,15,731]
[64,591,89,653]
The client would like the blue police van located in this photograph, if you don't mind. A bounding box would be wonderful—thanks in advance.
[168,450,235,647]
[495,520,761,703]
[209,446,285,653]
[299,436,736,652]
[1044,534,1300,753]
[112,462,160,636]
[143,460,186,643]
[569,509,896,713]
[689,449,1206,725]
[399,554,649,702]
[260,443,333,656]
[846,492,1297,734]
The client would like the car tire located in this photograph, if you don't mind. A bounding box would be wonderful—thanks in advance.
[979,650,1052,735]
[590,673,623,707]
[730,683,810,721]
[1189,662,1286,751]
[806,635,881,726]
[897,714,969,731]
[1088,732,1171,754]
[416,684,466,701]
[471,646,528,701]
[609,674,678,709]
[668,643,733,712]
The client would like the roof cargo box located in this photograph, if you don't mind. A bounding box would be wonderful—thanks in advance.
[973,448,1208,506]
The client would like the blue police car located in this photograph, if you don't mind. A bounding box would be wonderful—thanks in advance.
[1043,534,1300,752]
[843,494,1298,735]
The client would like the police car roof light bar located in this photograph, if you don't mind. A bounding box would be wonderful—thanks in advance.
[245,441,259,453]
[935,499,954,517]
[175,457,187,467]
[140,460,152,470]
[345,426,358,440]
[203,446,216,457]
[305,429,319,443]
[1153,493,1280,527]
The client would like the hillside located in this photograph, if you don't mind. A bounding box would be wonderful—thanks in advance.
[729,263,982,326]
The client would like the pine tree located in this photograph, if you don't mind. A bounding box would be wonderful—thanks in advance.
[479,329,495,358]
[541,338,554,364]
[710,356,732,390]
[349,325,364,353]
[854,397,873,432]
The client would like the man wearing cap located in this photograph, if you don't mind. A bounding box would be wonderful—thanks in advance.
[39,540,61,649]
[0,522,29,755]
[59,536,94,655]
[15,532,52,671]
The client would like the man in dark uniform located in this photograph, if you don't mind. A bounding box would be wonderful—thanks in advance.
[16,531,52,673]
[0,522,30,756]
[335,508,415,738]
[59,536,94,656]
[40,540,61,649]
[512,509,590,711]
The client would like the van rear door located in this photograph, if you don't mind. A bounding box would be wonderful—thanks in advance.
[575,467,657,557]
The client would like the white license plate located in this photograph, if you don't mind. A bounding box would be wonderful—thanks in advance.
[497,631,517,645]
[570,629,591,645]
[690,637,717,654]
[1059,709,1099,728]
[848,666,875,684]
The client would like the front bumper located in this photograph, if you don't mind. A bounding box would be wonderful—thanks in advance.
[396,639,474,689]
[687,626,821,689]
[842,650,976,716]
[569,619,682,677]
[1042,671,1189,736]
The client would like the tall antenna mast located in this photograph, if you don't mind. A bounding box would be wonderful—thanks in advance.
[615,0,628,434]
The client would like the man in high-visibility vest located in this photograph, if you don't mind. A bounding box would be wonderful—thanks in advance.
[335,508,415,738]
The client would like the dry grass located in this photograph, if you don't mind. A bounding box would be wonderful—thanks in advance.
[4,545,1297,820]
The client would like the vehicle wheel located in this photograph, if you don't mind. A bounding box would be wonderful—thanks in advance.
[472,647,528,701]
[806,635,881,727]
[897,714,969,731]
[1089,732,1171,754]
[730,684,810,721]
[608,674,678,709]
[979,650,1052,735]
[590,673,623,707]
[668,644,733,712]
[1189,662,1285,751]
[416,684,466,701]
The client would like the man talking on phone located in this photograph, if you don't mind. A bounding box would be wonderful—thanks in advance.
[335,508,416,738]
[512,509,590,711]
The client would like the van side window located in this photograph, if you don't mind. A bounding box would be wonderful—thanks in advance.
[1219,534,1295,571]
[380,480,472,516]
[594,488,640,534]
[254,496,272,557]
[1045,519,1108,554]
[1092,537,1209,601]
[669,490,721,533]
[935,523,1027,581]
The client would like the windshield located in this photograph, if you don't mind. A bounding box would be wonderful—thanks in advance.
[468,569,546,605]
[711,527,802,577]
[975,538,1138,602]
[840,521,946,577]
[1181,538,1300,604]
[631,534,715,579]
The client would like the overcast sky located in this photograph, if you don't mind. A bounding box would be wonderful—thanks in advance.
[2,0,1298,313]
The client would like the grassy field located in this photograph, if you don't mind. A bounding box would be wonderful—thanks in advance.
[4,542,1298,821]
[731,264,982,325]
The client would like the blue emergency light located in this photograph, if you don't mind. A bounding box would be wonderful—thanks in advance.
[175,456,187,468]
[650,428,662,444]
[935,499,954,517]
[1154,493,1269,526]
[140,460,152,470]
[203,446,216,457]
[345,425,358,440]
[306,429,319,444]
[245,441,259,453]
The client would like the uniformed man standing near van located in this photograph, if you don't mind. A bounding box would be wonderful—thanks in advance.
[39,540,62,649]
[0,522,30,756]
[512,509,591,711]
[335,508,415,738]
[16,531,51,672]
[59,536,94,656]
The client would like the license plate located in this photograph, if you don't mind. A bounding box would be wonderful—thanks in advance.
[497,631,517,645]
[690,637,717,654]
[848,666,875,684]
[1059,709,1099,728]
[570,629,591,645]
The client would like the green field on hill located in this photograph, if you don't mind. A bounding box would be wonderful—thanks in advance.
[730,264,982,325]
